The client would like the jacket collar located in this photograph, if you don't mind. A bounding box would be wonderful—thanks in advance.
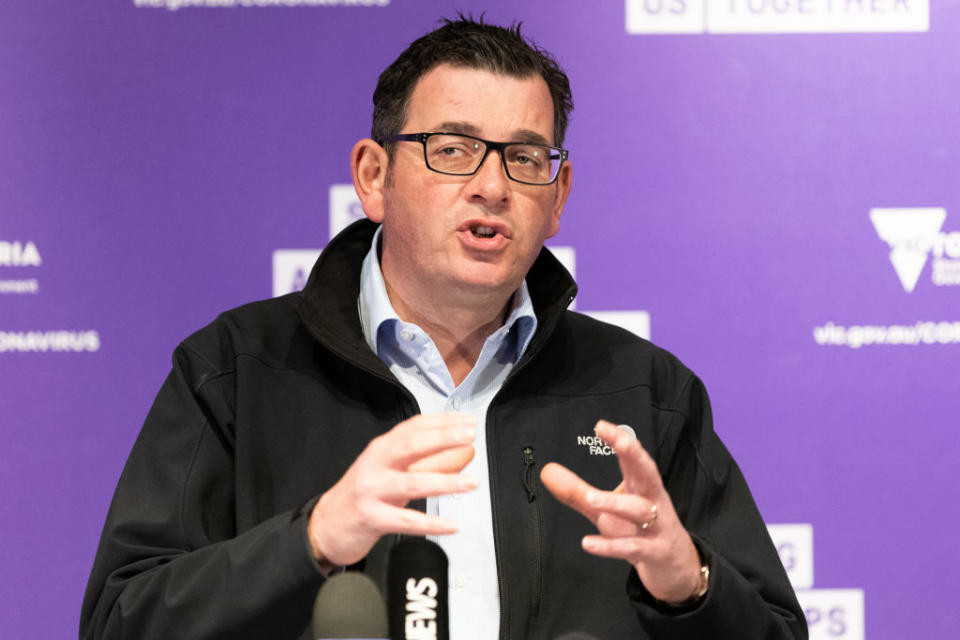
[296,219,578,375]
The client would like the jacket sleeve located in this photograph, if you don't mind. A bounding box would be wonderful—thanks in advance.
[627,374,809,640]
[79,343,326,640]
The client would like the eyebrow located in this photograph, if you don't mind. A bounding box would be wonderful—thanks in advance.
[431,121,553,147]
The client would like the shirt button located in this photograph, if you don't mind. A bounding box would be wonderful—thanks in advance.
[617,424,637,440]
[400,330,414,341]
[453,573,468,589]
[452,492,463,500]
[451,397,462,411]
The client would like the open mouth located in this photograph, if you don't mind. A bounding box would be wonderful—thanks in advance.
[470,224,497,239]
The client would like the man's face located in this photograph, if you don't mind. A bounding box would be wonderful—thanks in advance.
[376,64,571,309]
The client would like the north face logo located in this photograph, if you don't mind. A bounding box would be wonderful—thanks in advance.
[576,424,637,456]
[577,435,616,456]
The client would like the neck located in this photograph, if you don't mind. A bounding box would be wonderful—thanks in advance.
[382,278,513,387]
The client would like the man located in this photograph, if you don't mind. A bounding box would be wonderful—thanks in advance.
[82,17,806,640]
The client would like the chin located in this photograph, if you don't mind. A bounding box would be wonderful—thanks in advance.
[453,267,520,295]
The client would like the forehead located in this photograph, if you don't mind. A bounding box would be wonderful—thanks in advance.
[404,64,555,144]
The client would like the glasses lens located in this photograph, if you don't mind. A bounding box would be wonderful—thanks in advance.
[504,144,559,184]
[424,134,485,174]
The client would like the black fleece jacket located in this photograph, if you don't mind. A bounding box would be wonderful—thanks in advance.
[81,220,807,640]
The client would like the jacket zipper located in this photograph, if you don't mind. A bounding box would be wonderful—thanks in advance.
[522,446,542,621]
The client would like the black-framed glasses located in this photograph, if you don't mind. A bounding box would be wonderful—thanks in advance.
[381,132,568,186]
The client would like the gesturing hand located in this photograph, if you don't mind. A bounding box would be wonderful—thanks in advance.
[540,420,702,604]
[308,413,478,568]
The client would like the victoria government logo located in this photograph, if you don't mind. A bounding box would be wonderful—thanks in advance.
[812,208,960,348]
[870,208,960,293]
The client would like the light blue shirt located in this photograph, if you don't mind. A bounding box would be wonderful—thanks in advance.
[358,227,537,640]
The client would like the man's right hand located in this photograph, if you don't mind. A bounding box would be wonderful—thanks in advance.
[307,413,478,568]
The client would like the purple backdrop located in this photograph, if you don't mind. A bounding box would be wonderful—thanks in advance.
[2,1,957,637]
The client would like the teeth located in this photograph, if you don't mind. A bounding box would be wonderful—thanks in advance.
[471,225,496,238]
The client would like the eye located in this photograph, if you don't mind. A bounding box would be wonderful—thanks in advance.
[508,146,544,168]
[431,139,481,158]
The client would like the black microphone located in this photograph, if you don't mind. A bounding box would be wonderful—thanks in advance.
[313,572,389,639]
[387,537,449,640]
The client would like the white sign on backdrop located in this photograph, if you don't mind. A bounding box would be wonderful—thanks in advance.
[768,523,814,590]
[0,239,42,295]
[329,183,367,241]
[272,249,321,298]
[626,0,705,33]
[767,523,865,639]
[626,0,929,34]
[799,589,865,640]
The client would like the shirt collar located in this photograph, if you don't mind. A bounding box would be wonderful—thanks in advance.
[358,225,538,362]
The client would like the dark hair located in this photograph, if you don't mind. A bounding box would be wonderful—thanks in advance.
[372,16,573,149]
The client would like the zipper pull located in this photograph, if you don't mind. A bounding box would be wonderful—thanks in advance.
[522,446,537,502]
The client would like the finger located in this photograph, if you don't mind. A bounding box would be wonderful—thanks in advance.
[540,462,601,525]
[409,444,475,473]
[594,420,660,496]
[581,534,651,561]
[595,511,644,538]
[368,504,462,537]
[584,488,657,527]
[376,413,477,468]
[376,470,479,502]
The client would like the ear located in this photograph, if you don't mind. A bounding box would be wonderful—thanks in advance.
[546,161,572,239]
[350,138,389,223]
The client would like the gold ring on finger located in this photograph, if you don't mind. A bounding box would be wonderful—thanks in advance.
[640,503,658,530]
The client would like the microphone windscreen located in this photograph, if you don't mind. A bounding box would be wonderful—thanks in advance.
[387,537,449,640]
[312,571,389,639]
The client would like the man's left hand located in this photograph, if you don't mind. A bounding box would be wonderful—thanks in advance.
[540,419,702,605]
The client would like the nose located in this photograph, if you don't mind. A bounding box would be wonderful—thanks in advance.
[466,148,510,209]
